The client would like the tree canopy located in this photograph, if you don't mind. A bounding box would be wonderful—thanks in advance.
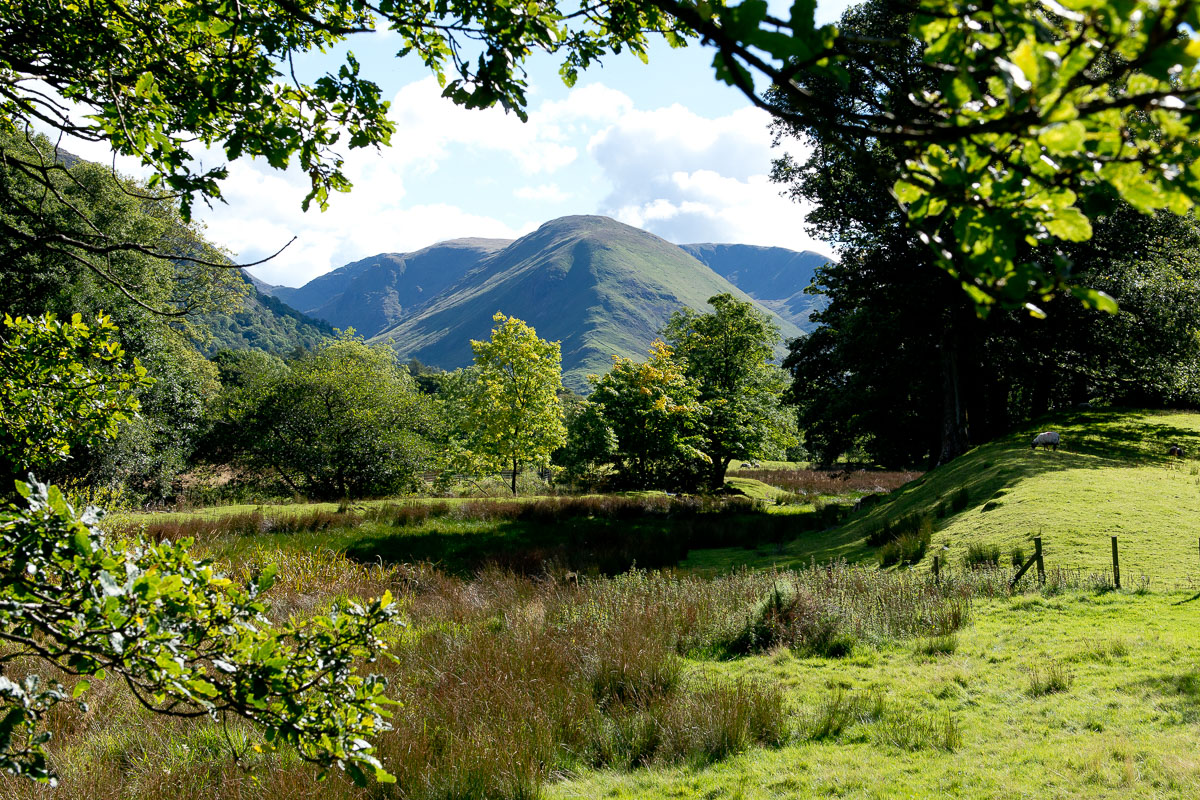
[777,0,1200,467]
[663,294,797,488]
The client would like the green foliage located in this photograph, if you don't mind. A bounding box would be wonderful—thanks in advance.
[460,313,568,495]
[778,0,1200,467]
[589,341,708,490]
[663,293,799,488]
[0,313,150,484]
[556,399,618,488]
[218,333,439,499]
[0,478,397,786]
[963,543,1002,570]
[8,0,1200,313]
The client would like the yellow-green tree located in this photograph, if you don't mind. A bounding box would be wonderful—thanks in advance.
[589,340,707,490]
[465,313,567,495]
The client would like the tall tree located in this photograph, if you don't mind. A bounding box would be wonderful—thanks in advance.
[465,313,567,495]
[589,340,706,490]
[777,0,1200,467]
[663,294,797,488]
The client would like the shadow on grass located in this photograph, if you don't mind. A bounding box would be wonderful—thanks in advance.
[345,513,812,575]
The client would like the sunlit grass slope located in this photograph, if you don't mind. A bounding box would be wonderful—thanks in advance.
[687,409,1200,581]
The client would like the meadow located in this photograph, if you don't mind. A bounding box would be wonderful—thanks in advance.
[8,409,1200,799]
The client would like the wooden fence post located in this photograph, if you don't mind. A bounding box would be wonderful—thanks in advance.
[932,555,940,584]
[1111,536,1121,589]
[1034,537,1044,586]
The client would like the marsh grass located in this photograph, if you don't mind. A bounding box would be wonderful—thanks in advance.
[805,687,886,740]
[963,543,1002,570]
[914,633,959,656]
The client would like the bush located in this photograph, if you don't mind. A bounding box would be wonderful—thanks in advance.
[1010,546,1026,567]
[950,486,970,513]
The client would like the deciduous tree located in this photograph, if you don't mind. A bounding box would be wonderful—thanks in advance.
[663,294,797,488]
[236,333,437,499]
[464,313,567,495]
[0,315,397,787]
[7,0,1200,310]
[589,340,706,490]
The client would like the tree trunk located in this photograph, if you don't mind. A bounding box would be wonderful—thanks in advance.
[511,457,518,496]
[937,326,969,466]
[710,457,731,490]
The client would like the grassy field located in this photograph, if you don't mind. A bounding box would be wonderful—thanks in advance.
[689,409,1200,583]
[550,589,1200,800]
[17,409,1197,799]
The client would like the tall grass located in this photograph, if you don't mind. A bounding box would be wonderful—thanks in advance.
[10,558,980,800]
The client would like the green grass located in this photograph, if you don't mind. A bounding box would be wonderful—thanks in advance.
[547,590,1200,799]
[691,409,1200,582]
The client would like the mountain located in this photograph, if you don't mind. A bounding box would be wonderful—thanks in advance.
[679,243,830,328]
[192,273,335,356]
[261,238,511,337]
[368,216,805,391]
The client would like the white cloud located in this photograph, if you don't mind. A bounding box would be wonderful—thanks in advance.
[590,105,827,253]
[514,183,571,202]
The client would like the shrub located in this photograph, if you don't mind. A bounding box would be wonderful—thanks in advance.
[950,486,970,513]
[1010,546,1026,568]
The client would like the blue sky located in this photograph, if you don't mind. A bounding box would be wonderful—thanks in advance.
[74,1,857,287]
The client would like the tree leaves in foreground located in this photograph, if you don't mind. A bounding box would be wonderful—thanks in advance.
[9,0,1200,309]
[0,313,150,486]
[0,479,397,786]
[0,314,398,786]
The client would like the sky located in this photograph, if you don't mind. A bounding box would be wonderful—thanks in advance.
[63,0,857,288]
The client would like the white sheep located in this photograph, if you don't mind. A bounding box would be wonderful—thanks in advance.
[1031,431,1060,451]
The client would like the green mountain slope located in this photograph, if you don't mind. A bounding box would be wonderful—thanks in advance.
[680,242,830,329]
[370,216,803,391]
[264,238,511,337]
[192,273,335,356]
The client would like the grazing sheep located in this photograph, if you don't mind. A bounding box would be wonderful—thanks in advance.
[1169,444,1186,457]
[1031,431,1060,451]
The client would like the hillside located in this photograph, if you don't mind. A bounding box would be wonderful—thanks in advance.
[262,238,511,337]
[192,273,335,356]
[691,409,1200,582]
[680,243,831,328]
[370,216,804,391]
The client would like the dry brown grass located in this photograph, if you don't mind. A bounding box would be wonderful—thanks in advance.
[736,468,922,496]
